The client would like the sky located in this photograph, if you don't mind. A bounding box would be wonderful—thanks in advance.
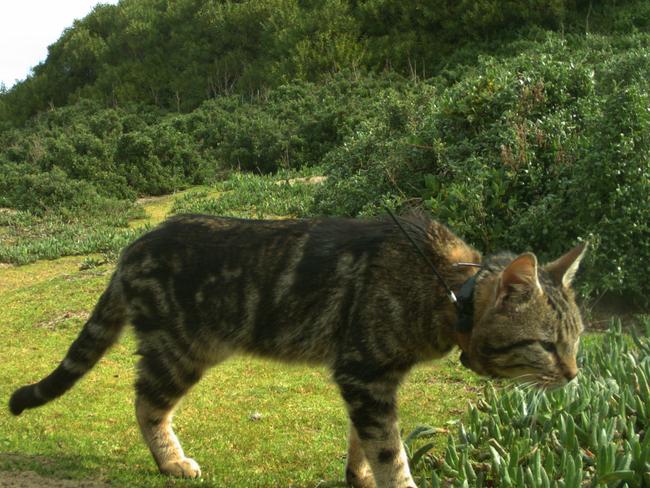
[0,0,120,89]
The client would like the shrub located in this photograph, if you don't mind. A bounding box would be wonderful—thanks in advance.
[313,33,650,307]
[1,31,648,308]
[0,165,133,220]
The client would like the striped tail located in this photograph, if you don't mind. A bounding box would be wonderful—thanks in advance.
[9,275,127,415]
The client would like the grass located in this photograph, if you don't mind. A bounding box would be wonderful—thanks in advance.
[128,186,219,229]
[0,172,484,487]
[170,168,325,219]
[3,170,644,487]
[0,207,145,266]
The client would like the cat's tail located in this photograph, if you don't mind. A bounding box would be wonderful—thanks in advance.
[9,273,127,415]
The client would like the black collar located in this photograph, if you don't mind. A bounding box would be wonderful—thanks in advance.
[455,272,478,333]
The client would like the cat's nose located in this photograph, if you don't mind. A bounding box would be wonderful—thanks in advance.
[564,368,578,382]
[562,358,578,382]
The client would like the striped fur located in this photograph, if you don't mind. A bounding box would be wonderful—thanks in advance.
[9,275,126,415]
[9,214,586,487]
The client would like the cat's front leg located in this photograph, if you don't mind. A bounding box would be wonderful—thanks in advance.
[355,423,414,488]
[336,371,416,488]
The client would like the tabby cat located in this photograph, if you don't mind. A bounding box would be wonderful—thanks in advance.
[9,213,587,488]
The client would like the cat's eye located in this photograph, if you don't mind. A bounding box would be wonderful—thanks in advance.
[540,341,557,353]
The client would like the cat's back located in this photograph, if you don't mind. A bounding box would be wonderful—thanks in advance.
[115,214,405,362]
[120,213,394,266]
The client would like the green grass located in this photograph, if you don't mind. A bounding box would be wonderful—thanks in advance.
[0,207,146,266]
[3,170,642,487]
[0,174,484,487]
[170,168,325,219]
[128,187,219,229]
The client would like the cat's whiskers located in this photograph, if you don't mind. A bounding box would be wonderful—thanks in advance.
[519,381,538,392]
[510,372,538,387]
[537,374,565,390]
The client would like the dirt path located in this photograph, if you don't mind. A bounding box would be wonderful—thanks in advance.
[0,471,108,488]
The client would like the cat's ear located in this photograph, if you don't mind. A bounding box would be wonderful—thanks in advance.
[543,242,588,288]
[497,252,542,305]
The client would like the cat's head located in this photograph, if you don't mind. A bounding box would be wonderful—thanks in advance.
[461,243,588,388]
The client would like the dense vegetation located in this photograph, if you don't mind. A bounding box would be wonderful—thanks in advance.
[1,0,649,309]
[4,0,648,122]
[409,321,650,487]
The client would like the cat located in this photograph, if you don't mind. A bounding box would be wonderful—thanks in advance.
[9,213,587,488]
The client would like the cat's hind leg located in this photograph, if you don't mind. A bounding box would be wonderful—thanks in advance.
[134,351,207,478]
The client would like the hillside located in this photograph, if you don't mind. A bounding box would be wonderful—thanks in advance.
[1,0,649,308]
[3,0,648,122]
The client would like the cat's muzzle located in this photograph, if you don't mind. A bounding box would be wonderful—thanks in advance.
[459,351,491,377]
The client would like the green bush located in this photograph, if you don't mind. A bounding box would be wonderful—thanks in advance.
[0,162,144,265]
[155,73,421,177]
[215,105,292,173]
[313,33,650,307]
[1,18,649,310]
[309,78,439,216]
[0,165,133,220]
[4,0,649,124]
[114,131,178,195]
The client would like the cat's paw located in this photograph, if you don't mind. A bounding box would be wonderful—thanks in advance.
[160,457,202,478]
[345,467,376,488]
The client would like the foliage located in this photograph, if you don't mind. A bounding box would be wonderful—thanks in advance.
[313,33,650,307]
[0,73,411,206]
[0,165,132,218]
[0,101,204,200]
[0,2,649,309]
[407,320,650,487]
[0,213,144,266]
[0,202,144,266]
[2,0,649,124]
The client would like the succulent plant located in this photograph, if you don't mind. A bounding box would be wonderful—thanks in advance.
[407,319,650,487]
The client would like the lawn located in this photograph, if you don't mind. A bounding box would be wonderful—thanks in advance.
[0,181,484,487]
[5,172,644,487]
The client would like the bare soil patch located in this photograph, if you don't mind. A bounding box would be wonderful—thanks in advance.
[0,471,108,488]
[35,311,88,330]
